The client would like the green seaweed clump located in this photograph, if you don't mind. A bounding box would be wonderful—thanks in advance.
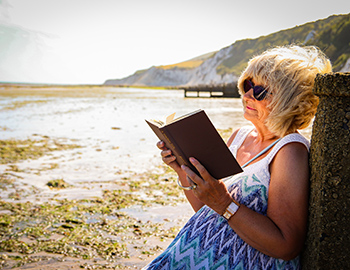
[47,179,71,189]
[0,137,81,164]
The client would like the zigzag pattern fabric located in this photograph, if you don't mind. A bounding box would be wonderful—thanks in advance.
[143,127,309,270]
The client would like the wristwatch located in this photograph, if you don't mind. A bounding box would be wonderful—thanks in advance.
[222,199,240,220]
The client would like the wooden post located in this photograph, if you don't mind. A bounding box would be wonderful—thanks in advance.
[302,72,350,269]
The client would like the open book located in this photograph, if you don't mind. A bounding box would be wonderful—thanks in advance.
[145,109,242,179]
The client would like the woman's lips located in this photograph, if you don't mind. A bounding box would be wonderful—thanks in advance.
[246,105,256,111]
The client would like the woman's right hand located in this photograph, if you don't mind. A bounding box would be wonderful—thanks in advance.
[157,141,182,173]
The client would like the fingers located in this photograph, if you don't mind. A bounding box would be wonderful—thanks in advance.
[157,141,165,150]
[181,163,204,186]
[160,148,171,158]
[161,150,176,164]
[188,157,212,181]
[163,155,176,163]
[181,157,216,188]
[157,141,177,165]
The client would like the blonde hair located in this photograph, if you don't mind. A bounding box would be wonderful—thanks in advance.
[237,45,332,137]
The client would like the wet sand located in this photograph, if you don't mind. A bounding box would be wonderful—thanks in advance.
[0,139,194,269]
[0,132,194,269]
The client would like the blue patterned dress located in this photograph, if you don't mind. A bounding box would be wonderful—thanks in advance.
[143,127,309,270]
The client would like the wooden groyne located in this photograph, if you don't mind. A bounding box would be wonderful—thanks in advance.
[302,72,350,269]
[181,83,240,98]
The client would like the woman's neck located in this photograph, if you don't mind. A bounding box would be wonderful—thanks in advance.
[252,124,279,143]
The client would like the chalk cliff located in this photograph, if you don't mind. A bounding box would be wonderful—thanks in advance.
[105,13,350,87]
[104,44,239,87]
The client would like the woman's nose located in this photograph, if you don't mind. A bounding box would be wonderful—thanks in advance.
[243,88,254,100]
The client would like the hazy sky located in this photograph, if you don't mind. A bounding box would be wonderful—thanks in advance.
[1,0,350,84]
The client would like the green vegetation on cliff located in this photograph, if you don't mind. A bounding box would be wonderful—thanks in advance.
[216,13,350,75]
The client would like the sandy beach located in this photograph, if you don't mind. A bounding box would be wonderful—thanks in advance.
[0,85,248,269]
[0,85,312,269]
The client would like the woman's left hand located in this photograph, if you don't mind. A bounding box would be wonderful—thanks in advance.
[181,157,233,215]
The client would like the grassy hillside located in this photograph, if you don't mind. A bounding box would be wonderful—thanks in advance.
[158,51,217,70]
[312,14,350,70]
[216,13,350,75]
[154,14,349,76]
[159,59,205,70]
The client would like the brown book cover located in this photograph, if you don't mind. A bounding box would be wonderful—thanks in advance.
[145,109,242,179]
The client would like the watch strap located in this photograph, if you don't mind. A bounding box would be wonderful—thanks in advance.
[222,200,240,220]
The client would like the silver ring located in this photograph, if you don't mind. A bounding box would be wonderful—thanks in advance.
[177,178,197,190]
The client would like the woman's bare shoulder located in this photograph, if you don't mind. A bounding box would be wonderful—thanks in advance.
[276,140,309,161]
[270,141,309,185]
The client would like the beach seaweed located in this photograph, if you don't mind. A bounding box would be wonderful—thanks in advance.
[47,179,71,189]
[0,134,185,267]
[0,137,81,164]
[0,165,187,268]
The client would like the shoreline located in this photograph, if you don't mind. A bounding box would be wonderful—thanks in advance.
[0,83,179,91]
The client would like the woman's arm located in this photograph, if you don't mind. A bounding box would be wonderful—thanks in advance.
[157,141,204,212]
[182,142,309,260]
[156,128,240,212]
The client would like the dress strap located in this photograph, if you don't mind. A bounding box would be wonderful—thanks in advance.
[229,126,254,157]
[266,133,310,164]
[241,138,281,168]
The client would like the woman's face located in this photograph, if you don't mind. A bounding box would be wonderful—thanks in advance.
[242,78,271,125]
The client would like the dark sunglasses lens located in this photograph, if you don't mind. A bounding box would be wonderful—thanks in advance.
[244,80,253,93]
[253,86,267,101]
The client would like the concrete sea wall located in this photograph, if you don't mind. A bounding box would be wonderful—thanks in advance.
[302,72,350,269]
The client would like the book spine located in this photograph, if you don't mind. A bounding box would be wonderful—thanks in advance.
[160,129,190,168]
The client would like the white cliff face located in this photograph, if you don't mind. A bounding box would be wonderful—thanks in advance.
[340,58,350,73]
[186,45,238,85]
[104,44,238,87]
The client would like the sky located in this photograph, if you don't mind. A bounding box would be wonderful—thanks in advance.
[0,0,350,84]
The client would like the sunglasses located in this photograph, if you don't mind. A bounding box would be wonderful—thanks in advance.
[243,79,269,101]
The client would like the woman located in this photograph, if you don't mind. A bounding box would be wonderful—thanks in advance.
[144,45,332,269]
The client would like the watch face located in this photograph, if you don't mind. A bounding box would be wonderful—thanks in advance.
[223,201,239,220]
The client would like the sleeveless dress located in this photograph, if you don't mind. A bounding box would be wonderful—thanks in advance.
[143,126,310,270]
